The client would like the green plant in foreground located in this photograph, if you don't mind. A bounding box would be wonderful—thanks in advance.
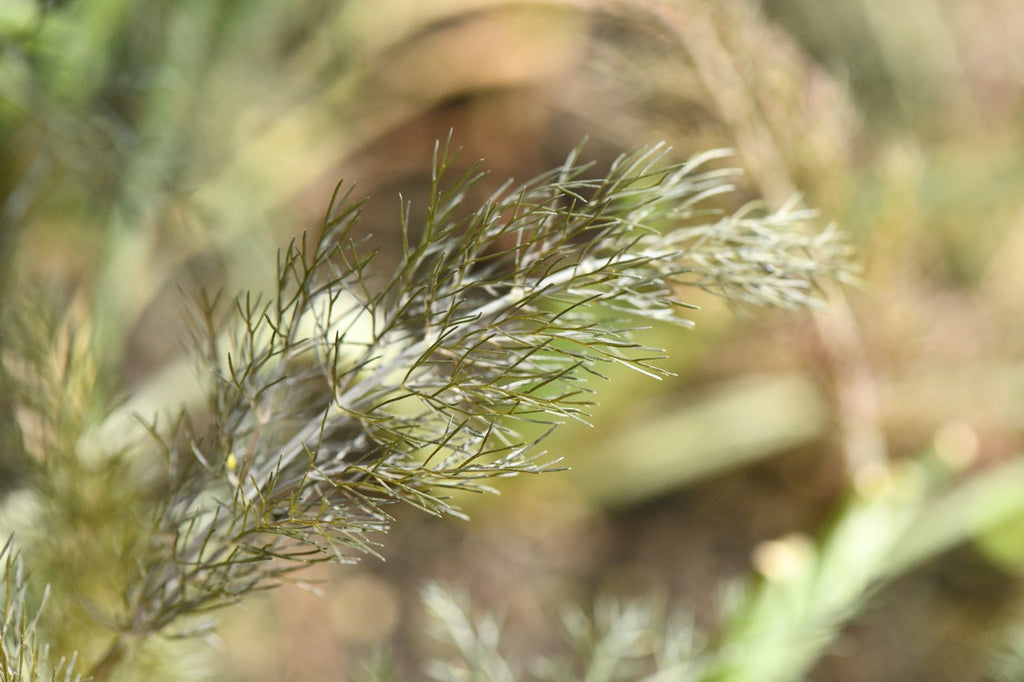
[0,140,852,680]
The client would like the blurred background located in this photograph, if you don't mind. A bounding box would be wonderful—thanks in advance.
[3,0,1024,679]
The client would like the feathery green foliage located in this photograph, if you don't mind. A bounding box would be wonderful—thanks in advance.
[3,0,1024,680]
[0,138,851,679]
[143,137,850,610]
[0,542,81,682]
[418,584,704,682]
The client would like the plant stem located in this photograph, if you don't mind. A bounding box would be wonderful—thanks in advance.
[87,635,128,682]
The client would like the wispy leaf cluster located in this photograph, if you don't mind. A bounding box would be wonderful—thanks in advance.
[0,542,81,682]
[0,139,852,678]
[128,140,851,629]
[416,583,704,682]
